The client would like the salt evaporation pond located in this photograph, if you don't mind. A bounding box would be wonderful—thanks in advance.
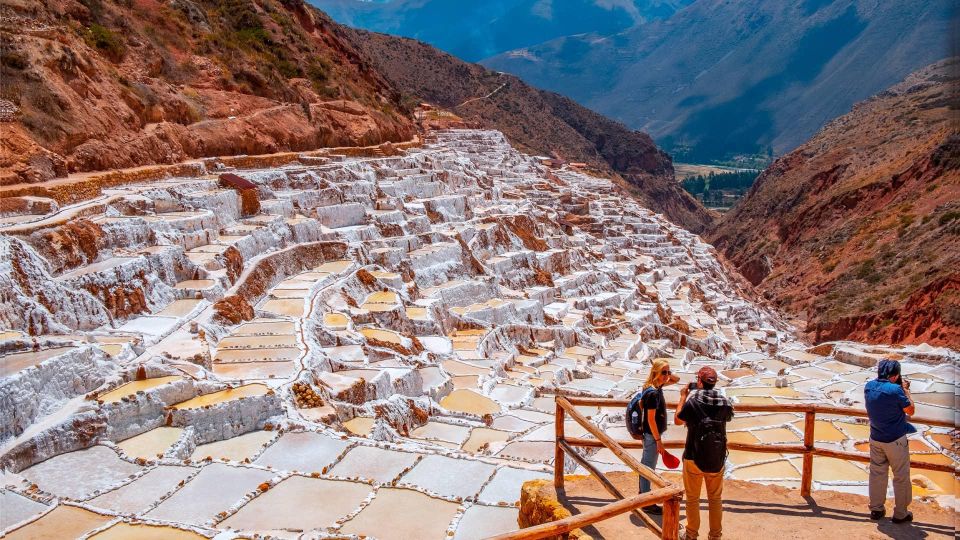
[1,130,957,539]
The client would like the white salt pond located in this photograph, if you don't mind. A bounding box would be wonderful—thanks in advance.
[144,463,274,525]
[220,475,372,532]
[20,446,143,500]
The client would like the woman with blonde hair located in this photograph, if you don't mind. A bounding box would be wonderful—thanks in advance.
[627,358,676,514]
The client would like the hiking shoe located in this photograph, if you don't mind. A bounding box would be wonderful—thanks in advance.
[645,504,663,515]
[892,512,913,524]
[870,510,885,520]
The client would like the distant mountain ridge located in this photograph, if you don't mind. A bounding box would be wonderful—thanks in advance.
[708,59,960,347]
[341,28,714,232]
[480,0,957,162]
[310,0,690,62]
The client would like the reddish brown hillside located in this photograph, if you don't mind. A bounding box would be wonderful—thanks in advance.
[0,0,414,183]
[709,59,960,347]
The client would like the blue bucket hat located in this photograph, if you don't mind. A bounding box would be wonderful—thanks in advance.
[877,359,901,380]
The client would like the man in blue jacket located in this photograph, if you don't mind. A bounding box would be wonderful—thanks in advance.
[864,359,916,523]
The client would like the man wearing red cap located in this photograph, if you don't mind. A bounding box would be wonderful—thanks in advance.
[675,366,734,540]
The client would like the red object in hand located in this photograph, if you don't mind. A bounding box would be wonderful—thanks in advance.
[660,448,680,469]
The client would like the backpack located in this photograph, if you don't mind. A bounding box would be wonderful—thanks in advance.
[627,387,655,438]
[689,399,728,473]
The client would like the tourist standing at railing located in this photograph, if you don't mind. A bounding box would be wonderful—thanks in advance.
[864,359,916,524]
[675,366,734,540]
[627,358,678,514]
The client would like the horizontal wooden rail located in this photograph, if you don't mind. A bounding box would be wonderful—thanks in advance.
[485,485,684,540]
[563,437,958,474]
[560,396,956,429]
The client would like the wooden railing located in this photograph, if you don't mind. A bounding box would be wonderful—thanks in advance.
[488,396,684,540]
[488,396,957,540]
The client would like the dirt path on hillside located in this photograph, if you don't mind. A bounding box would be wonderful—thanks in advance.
[561,472,956,539]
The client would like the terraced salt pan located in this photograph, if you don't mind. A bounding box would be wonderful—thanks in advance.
[146,463,274,525]
[440,389,500,415]
[58,257,135,279]
[400,454,496,498]
[5,130,960,536]
[752,427,802,443]
[214,347,300,362]
[234,320,295,335]
[360,327,405,345]
[156,299,203,317]
[329,445,421,484]
[116,427,184,459]
[726,413,801,431]
[343,416,375,436]
[218,334,297,348]
[478,467,551,504]
[20,445,143,500]
[732,459,801,480]
[253,431,350,473]
[212,361,295,380]
[260,298,305,317]
[4,505,112,540]
[220,476,372,532]
[116,315,180,336]
[171,383,270,409]
[340,487,460,539]
[0,489,49,530]
[496,441,555,463]
[191,430,276,461]
[324,312,350,330]
[410,421,472,445]
[88,465,197,514]
[454,504,519,539]
[89,523,208,540]
[314,260,353,273]
[463,427,513,453]
[1,347,78,374]
[789,456,868,483]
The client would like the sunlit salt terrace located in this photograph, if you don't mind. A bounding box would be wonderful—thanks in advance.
[0,130,957,539]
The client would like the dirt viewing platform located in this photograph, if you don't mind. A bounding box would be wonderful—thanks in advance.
[523,471,957,539]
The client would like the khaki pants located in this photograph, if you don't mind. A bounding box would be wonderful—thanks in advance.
[682,459,724,540]
[869,436,911,519]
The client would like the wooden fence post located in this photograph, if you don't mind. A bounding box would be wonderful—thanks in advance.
[801,410,815,497]
[661,493,681,540]
[555,399,565,489]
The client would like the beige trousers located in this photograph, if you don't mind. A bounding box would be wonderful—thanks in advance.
[869,435,912,519]
[682,459,724,540]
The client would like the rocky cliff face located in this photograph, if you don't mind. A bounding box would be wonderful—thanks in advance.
[0,0,414,184]
[341,29,713,233]
[709,59,960,347]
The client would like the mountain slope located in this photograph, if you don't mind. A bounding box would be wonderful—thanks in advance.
[342,28,713,231]
[0,0,414,183]
[310,0,689,62]
[708,59,960,347]
[484,0,957,162]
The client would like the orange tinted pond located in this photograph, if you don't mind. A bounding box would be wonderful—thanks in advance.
[98,376,182,403]
[171,384,270,409]
[440,389,500,415]
[89,523,206,540]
